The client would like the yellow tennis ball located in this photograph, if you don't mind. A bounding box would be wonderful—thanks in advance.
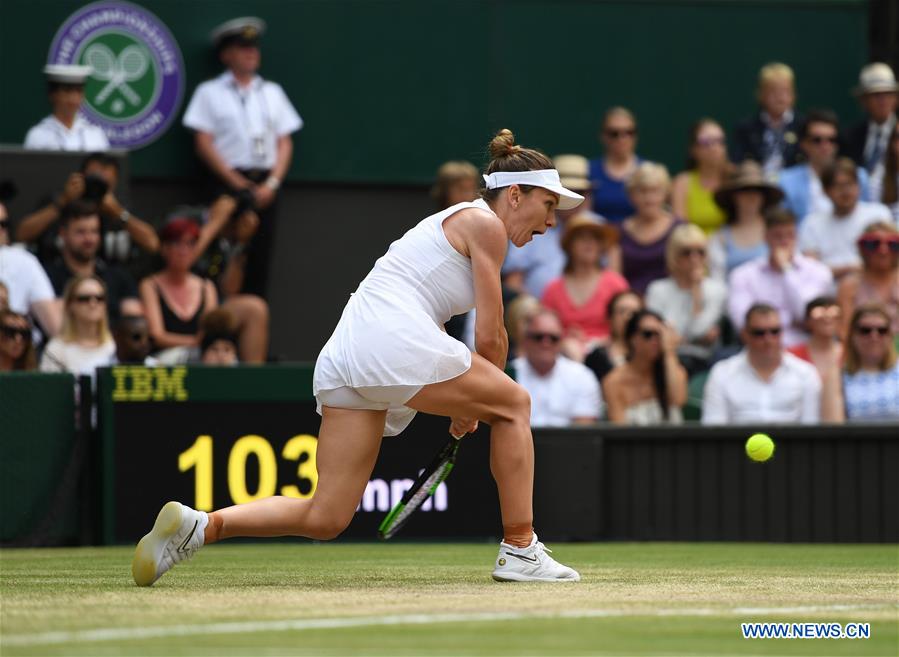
[745,433,775,462]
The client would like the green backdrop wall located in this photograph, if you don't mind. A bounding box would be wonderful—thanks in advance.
[0,0,869,184]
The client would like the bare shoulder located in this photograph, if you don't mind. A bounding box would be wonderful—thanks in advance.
[602,365,624,388]
[838,272,861,295]
[444,207,507,258]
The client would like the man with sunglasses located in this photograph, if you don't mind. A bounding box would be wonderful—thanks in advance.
[729,208,833,348]
[511,308,601,427]
[799,157,893,280]
[702,303,821,425]
[779,109,871,223]
[0,200,61,338]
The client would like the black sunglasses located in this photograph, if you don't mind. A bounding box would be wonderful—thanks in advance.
[604,128,637,139]
[1,325,31,340]
[749,327,782,337]
[74,294,106,304]
[855,325,889,336]
[0,219,9,230]
[527,332,561,344]
[679,247,706,257]
[858,238,899,253]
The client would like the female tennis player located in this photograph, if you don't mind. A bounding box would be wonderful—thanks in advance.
[133,129,582,585]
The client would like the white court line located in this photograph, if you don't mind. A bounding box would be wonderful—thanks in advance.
[2,604,895,647]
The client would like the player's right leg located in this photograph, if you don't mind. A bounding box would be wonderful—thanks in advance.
[132,406,385,586]
[406,354,579,582]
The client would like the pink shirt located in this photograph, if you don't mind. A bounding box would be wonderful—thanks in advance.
[541,271,630,341]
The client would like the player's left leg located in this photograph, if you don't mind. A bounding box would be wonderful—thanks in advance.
[132,406,385,586]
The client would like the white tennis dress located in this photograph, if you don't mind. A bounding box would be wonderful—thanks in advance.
[313,199,490,435]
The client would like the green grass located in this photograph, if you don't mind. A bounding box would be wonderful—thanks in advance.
[1,542,897,656]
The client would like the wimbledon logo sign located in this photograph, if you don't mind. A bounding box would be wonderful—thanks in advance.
[47,0,184,149]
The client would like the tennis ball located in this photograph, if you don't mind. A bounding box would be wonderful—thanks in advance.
[745,433,775,462]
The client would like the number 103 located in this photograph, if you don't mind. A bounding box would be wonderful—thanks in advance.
[178,434,319,511]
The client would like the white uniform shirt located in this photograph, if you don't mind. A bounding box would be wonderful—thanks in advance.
[701,350,821,425]
[182,71,303,170]
[24,114,110,151]
[512,355,602,427]
[0,245,55,314]
[799,200,895,268]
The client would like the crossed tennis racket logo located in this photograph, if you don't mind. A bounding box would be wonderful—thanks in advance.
[83,42,149,105]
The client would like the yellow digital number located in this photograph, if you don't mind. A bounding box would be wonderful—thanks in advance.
[280,434,319,498]
[228,435,277,503]
[178,435,213,511]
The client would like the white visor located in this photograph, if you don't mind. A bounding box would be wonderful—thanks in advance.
[483,169,585,210]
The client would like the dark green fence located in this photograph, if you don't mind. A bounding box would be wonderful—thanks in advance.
[4,367,897,545]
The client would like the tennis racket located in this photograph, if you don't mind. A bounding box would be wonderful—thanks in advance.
[378,434,462,539]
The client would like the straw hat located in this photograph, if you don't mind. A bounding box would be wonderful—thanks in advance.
[560,214,619,253]
[552,154,592,192]
[852,63,899,96]
[713,160,784,216]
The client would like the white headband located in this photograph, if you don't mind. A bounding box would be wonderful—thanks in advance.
[482,169,585,210]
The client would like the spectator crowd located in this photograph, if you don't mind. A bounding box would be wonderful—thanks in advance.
[1,37,898,429]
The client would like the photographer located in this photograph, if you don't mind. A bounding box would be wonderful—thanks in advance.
[192,193,259,297]
[15,152,159,264]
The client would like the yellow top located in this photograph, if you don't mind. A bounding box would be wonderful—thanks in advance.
[686,171,726,235]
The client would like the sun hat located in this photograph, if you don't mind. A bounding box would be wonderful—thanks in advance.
[560,213,619,253]
[852,63,899,96]
[552,155,593,192]
[482,169,585,210]
[714,160,784,216]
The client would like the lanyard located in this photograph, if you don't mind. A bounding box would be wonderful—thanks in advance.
[54,117,86,150]
[230,80,273,136]
[231,80,273,164]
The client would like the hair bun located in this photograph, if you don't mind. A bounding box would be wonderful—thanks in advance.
[489,129,520,159]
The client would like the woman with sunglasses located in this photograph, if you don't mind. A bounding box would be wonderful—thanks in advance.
[842,304,899,420]
[584,290,642,385]
[589,107,641,223]
[39,274,115,375]
[837,221,899,335]
[140,218,217,360]
[0,310,37,371]
[602,309,687,425]
[671,119,731,236]
[646,224,726,376]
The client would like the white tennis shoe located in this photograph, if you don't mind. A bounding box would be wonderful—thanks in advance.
[491,534,580,582]
[132,501,207,587]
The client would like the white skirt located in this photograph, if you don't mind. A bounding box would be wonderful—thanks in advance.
[314,297,472,436]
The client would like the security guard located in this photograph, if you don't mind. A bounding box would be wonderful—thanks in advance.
[25,65,111,151]
[182,17,302,297]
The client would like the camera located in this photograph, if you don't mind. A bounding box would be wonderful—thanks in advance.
[82,173,110,202]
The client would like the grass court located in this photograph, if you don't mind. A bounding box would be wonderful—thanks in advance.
[1,542,897,656]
